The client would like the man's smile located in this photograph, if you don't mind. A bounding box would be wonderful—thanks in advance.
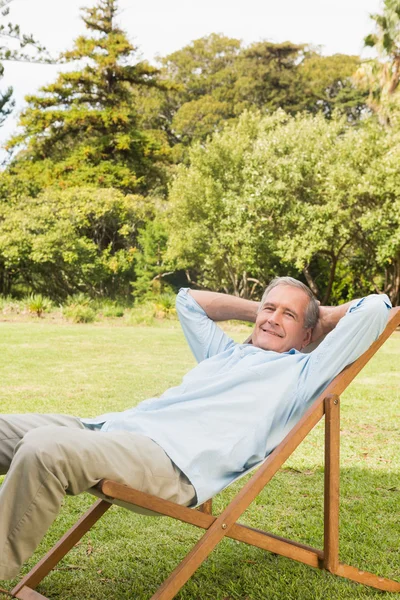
[260,327,284,338]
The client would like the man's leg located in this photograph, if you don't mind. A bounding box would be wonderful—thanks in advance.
[0,413,84,474]
[0,421,195,580]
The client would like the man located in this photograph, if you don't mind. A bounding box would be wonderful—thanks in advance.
[0,277,391,580]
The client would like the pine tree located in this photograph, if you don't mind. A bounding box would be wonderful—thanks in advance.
[7,0,165,194]
[0,0,50,128]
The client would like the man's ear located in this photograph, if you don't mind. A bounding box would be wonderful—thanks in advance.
[301,328,312,349]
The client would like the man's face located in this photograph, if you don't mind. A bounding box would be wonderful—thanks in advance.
[251,285,312,352]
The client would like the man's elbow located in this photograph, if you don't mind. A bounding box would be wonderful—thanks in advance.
[352,294,391,334]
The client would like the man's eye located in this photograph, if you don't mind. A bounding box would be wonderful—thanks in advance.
[286,312,295,319]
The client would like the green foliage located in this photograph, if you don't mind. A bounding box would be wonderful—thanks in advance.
[0,187,151,299]
[63,304,96,324]
[139,35,367,152]
[356,0,400,125]
[26,293,52,317]
[63,293,96,323]
[132,217,178,301]
[0,82,13,128]
[299,53,368,120]
[124,302,157,325]
[0,13,388,304]
[167,111,287,297]
[124,293,177,326]
[64,293,93,308]
[98,301,125,318]
[5,0,167,195]
[167,111,400,303]
[152,292,176,318]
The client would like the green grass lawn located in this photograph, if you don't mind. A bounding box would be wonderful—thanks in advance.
[0,321,399,600]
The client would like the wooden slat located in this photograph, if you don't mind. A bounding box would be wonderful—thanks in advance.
[229,524,322,568]
[148,308,400,598]
[336,563,400,592]
[323,394,340,572]
[11,500,111,597]
[13,586,48,600]
[198,499,213,514]
[150,399,327,599]
[101,481,213,529]
[101,480,322,568]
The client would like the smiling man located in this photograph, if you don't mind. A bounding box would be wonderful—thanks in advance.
[252,284,315,351]
[0,277,391,582]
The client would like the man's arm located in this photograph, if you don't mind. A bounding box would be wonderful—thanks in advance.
[310,301,353,343]
[176,289,239,363]
[188,290,259,323]
[299,294,391,404]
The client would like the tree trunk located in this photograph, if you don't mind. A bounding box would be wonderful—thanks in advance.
[0,265,12,296]
[388,56,400,95]
[322,254,338,305]
[385,255,400,306]
[303,265,320,298]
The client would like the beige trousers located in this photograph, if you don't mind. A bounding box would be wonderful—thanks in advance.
[0,414,195,580]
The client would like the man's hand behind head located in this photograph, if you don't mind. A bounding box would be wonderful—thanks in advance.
[311,302,353,344]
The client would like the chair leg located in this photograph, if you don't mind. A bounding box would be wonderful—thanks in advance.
[11,499,111,599]
[323,394,340,573]
[198,499,213,514]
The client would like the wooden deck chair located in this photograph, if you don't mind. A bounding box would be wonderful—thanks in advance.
[10,307,400,600]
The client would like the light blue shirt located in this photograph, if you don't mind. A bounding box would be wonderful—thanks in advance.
[82,289,391,504]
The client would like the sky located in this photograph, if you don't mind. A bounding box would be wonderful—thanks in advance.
[1,0,382,146]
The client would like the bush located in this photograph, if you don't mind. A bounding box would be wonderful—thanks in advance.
[0,296,24,314]
[63,304,96,324]
[124,303,157,326]
[125,293,177,326]
[0,187,147,301]
[26,294,52,317]
[98,302,125,318]
[65,293,93,308]
[153,293,176,319]
[63,294,96,323]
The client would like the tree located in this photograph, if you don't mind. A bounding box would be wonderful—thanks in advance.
[138,36,367,153]
[356,125,400,304]
[154,34,242,150]
[299,53,368,120]
[356,0,400,125]
[166,111,292,298]
[6,0,166,195]
[166,111,399,304]
[0,187,150,298]
[132,217,178,300]
[0,0,50,127]
[232,41,308,113]
[160,39,310,148]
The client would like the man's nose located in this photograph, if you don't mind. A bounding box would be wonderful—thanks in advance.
[267,310,281,325]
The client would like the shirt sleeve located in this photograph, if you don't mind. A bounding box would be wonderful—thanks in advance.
[298,294,392,404]
[176,288,235,363]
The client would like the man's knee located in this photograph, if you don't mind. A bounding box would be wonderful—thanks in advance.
[14,425,100,495]
[13,426,76,489]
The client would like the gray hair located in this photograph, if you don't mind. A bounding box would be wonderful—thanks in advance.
[259,276,319,329]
